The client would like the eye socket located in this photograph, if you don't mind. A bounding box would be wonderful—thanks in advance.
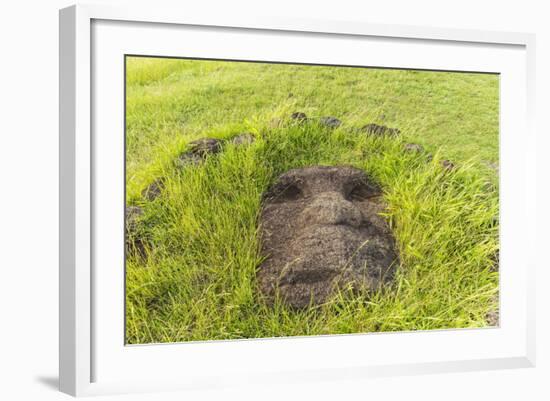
[265,181,303,203]
[347,181,380,201]
[278,184,302,201]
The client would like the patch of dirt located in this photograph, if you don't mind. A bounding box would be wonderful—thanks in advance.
[257,166,399,308]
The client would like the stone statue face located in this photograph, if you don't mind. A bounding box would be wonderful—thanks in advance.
[257,166,399,308]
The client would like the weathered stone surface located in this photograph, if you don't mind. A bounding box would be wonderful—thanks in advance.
[486,309,499,326]
[187,138,222,156]
[319,116,342,128]
[269,117,283,128]
[486,161,499,173]
[486,294,499,326]
[126,206,143,229]
[175,137,224,169]
[125,206,146,258]
[440,159,455,171]
[175,152,203,168]
[491,249,499,272]
[291,112,308,122]
[231,133,255,146]
[142,178,165,201]
[361,123,400,136]
[404,143,424,153]
[257,166,399,308]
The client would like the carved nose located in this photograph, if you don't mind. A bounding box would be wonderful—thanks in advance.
[300,191,363,227]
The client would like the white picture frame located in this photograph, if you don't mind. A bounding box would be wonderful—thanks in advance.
[59,3,536,397]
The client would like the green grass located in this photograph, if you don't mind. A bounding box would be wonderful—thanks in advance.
[125,56,499,344]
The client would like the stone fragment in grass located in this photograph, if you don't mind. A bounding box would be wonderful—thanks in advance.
[486,161,499,173]
[175,152,203,168]
[257,166,399,308]
[291,112,307,122]
[175,137,224,169]
[269,117,283,128]
[404,143,424,153]
[187,137,223,156]
[440,159,456,171]
[486,309,499,326]
[125,206,147,259]
[230,132,255,146]
[486,294,499,327]
[142,178,165,201]
[361,123,400,136]
[319,116,342,128]
[126,206,143,229]
[491,249,499,272]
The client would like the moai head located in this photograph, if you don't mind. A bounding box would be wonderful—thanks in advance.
[257,166,399,308]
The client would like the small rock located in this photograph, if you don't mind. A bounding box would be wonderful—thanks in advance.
[361,123,400,136]
[125,206,147,258]
[485,293,499,326]
[491,249,499,272]
[404,143,424,153]
[487,161,499,173]
[175,137,224,169]
[231,133,255,146]
[269,117,283,128]
[440,160,455,171]
[188,138,222,156]
[319,116,342,128]
[290,112,308,122]
[486,304,499,326]
[142,178,165,201]
[175,152,203,168]
[125,206,143,230]
[128,236,147,259]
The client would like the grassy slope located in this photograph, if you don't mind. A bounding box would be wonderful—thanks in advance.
[125,57,499,344]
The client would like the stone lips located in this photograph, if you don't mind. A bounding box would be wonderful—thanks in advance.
[257,166,399,308]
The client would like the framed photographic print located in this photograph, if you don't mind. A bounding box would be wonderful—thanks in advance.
[59,4,536,397]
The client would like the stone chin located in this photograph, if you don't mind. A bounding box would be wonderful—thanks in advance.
[257,165,399,309]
